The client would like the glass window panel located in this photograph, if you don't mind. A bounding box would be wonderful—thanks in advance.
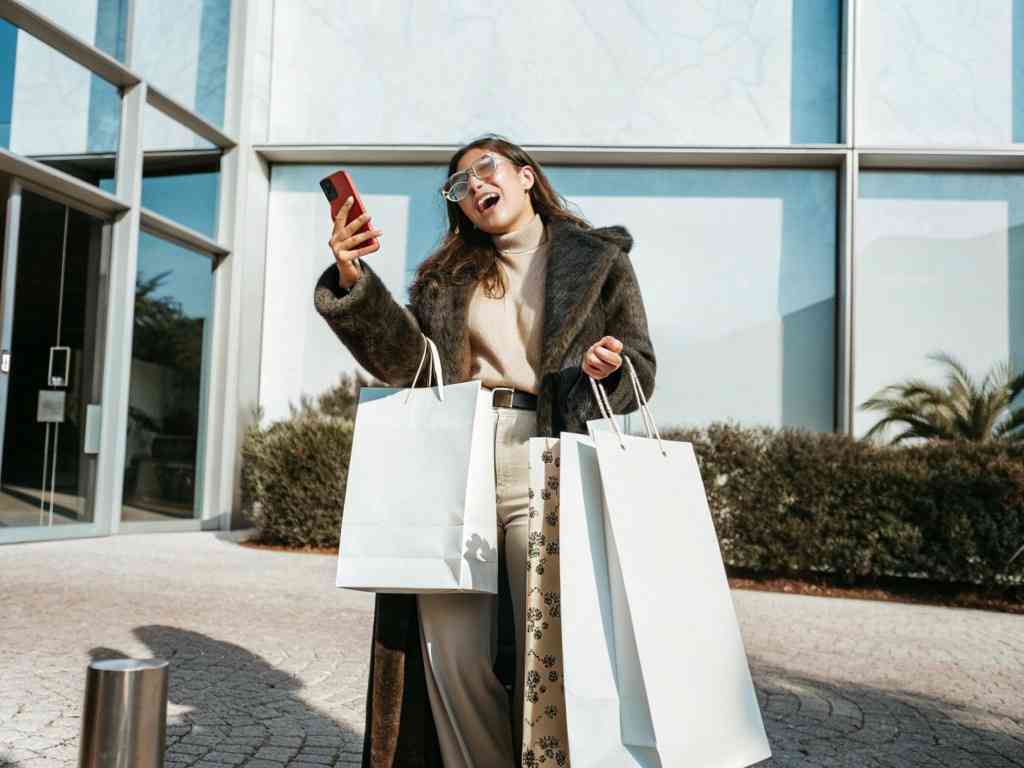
[855,171,1024,439]
[18,0,129,61]
[548,166,838,432]
[132,0,231,129]
[858,0,1024,145]
[0,20,121,186]
[122,233,213,522]
[140,167,220,240]
[263,164,837,433]
[143,103,217,153]
[99,157,220,240]
[261,165,447,424]
[269,1,841,145]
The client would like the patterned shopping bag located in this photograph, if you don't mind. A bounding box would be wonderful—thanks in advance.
[522,438,570,767]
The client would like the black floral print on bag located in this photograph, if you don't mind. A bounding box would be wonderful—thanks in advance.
[522,438,570,766]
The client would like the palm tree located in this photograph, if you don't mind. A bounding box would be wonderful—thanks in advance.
[860,352,1024,444]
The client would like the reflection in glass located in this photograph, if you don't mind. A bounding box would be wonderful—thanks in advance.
[18,0,129,62]
[133,0,231,129]
[262,164,837,432]
[260,165,448,425]
[547,166,838,432]
[121,234,212,521]
[143,103,217,153]
[855,171,1024,438]
[0,19,121,185]
[858,0,1024,145]
[269,0,840,145]
[100,161,221,240]
[141,167,220,239]
[0,189,107,529]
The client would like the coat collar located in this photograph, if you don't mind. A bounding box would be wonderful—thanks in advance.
[417,218,633,383]
[539,219,631,374]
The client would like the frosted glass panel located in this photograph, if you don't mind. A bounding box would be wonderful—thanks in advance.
[270,0,841,146]
[857,0,1024,145]
[854,172,1024,439]
[264,165,837,433]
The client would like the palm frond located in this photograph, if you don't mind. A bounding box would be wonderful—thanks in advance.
[861,352,1020,443]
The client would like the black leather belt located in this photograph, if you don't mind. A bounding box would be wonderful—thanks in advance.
[490,387,537,410]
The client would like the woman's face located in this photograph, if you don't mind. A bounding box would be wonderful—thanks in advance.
[454,148,536,235]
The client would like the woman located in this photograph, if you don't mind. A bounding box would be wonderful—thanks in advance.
[314,135,656,767]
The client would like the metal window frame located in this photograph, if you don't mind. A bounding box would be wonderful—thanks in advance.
[6,0,1024,545]
[0,0,240,544]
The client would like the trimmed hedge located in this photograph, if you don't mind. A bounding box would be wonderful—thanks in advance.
[666,423,1024,586]
[242,374,1024,587]
[240,378,360,548]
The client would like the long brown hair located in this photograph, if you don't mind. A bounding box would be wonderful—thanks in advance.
[412,135,589,300]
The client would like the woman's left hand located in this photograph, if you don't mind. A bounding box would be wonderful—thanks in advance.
[583,336,623,380]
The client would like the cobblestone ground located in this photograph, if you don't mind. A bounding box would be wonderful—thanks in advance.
[0,533,1021,768]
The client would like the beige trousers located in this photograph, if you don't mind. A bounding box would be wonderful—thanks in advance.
[417,402,536,768]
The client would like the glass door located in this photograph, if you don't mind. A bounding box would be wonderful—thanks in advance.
[0,185,108,540]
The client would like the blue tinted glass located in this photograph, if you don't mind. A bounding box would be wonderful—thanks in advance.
[855,171,1024,437]
[265,165,837,431]
[122,232,213,521]
[133,0,231,129]
[546,166,838,431]
[0,21,15,149]
[140,172,220,240]
[0,15,120,179]
[100,170,220,240]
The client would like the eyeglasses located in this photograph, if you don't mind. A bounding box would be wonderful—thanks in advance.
[441,154,512,203]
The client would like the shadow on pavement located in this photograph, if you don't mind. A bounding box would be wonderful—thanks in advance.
[750,660,1024,767]
[89,625,365,766]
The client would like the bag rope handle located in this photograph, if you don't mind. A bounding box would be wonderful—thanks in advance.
[404,335,445,403]
[588,355,667,456]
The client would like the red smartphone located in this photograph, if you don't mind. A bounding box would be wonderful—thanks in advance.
[319,170,377,249]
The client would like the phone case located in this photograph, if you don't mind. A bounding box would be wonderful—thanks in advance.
[319,170,378,248]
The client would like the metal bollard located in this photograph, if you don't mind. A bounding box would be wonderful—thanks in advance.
[78,658,169,768]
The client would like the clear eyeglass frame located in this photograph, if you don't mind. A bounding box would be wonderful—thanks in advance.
[440,154,511,203]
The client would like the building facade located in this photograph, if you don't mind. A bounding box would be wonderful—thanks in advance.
[1,0,1021,544]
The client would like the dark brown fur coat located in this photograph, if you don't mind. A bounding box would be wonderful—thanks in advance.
[313,217,656,767]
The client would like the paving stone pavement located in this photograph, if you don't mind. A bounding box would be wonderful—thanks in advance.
[0,532,1021,767]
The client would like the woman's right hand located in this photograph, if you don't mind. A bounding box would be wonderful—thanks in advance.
[329,196,383,290]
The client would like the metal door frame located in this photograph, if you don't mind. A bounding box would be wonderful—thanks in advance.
[0,180,114,544]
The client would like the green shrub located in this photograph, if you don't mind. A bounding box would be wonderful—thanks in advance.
[240,376,365,547]
[664,423,1024,586]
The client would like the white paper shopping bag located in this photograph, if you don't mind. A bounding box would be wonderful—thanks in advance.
[583,359,771,767]
[559,430,659,767]
[335,336,498,594]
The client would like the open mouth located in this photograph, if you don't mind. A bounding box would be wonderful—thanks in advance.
[477,193,500,213]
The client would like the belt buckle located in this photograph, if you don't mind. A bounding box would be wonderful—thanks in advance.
[492,386,516,409]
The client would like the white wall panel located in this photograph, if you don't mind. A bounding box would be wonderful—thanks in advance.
[269,0,840,146]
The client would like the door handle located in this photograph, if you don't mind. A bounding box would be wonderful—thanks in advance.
[1,350,8,374]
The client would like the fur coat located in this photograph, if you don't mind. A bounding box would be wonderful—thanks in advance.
[313,217,656,766]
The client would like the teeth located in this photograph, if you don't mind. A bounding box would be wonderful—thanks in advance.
[478,193,499,211]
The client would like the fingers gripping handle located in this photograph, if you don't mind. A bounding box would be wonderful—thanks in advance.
[588,355,666,455]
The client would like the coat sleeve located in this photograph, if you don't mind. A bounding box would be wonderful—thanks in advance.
[313,261,427,387]
[558,250,657,427]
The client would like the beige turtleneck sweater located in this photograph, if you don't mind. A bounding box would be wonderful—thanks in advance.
[466,213,549,395]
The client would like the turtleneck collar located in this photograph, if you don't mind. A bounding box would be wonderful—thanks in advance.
[491,212,546,255]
